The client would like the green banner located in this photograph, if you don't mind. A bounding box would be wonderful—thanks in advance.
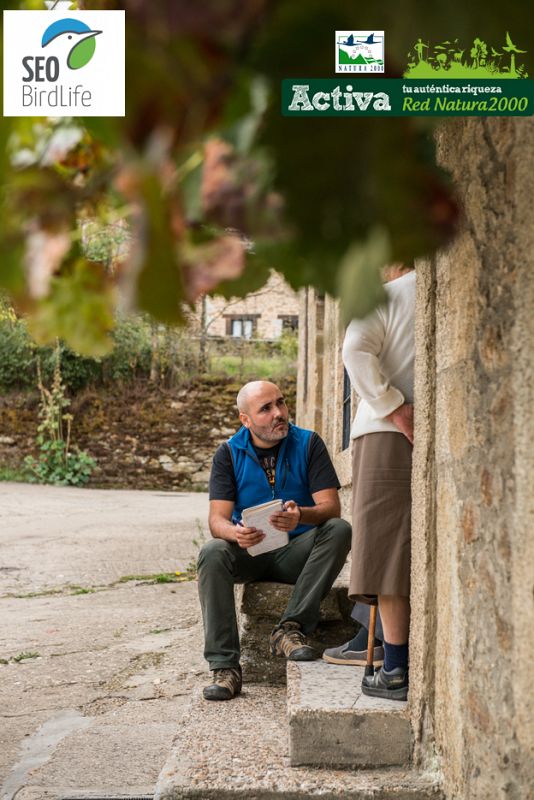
[282,79,534,117]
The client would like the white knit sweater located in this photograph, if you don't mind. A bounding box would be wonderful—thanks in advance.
[342,270,415,439]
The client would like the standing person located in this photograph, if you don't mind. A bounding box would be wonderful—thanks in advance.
[342,265,415,701]
[198,380,351,701]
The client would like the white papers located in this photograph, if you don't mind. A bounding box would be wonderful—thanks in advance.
[241,499,288,556]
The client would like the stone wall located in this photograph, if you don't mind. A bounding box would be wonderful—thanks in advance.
[296,289,352,521]
[297,117,534,800]
[411,118,534,799]
[204,271,299,339]
[296,287,324,432]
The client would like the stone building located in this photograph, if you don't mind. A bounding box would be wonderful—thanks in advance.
[202,270,299,339]
[297,118,534,800]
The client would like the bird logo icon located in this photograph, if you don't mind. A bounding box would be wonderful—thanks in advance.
[41,18,101,70]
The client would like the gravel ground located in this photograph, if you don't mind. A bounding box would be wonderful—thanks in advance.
[0,483,209,800]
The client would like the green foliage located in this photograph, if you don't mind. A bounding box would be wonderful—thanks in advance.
[0,316,36,390]
[25,442,96,487]
[117,572,194,584]
[104,314,152,382]
[337,229,389,324]
[0,317,101,393]
[0,1,501,352]
[212,335,298,380]
[27,259,115,358]
[12,652,40,663]
[278,330,298,361]
[0,466,32,482]
[210,351,296,381]
[55,347,102,393]
[82,220,131,266]
[0,304,296,394]
[24,345,96,486]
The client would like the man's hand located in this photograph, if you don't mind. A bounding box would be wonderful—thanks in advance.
[269,500,301,533]
[386,403,414,444]
[235,523,265,549]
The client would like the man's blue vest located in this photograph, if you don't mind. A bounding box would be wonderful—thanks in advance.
[227,423,315,537]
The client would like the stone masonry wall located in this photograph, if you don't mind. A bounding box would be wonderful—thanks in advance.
[296,287,324,434]
[204,271,299,339]
[411,118,534,799]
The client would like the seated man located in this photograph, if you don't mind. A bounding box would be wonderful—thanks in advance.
[198,380,351,701]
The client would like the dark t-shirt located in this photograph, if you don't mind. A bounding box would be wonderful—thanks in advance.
[208,432,340,501]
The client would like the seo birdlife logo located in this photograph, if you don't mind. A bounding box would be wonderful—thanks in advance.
[3,10,125,117]
[41,18,101,71]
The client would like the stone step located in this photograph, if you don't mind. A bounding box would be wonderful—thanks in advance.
[287,661,411,769]
[235,564,356,685]
[155,686,442,800]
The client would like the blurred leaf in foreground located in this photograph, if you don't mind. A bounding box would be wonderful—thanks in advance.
[337,229,390,325]
[27,259,114,357]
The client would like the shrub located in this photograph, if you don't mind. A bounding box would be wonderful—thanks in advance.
[103,314,152,382]
[24,346,96,486]
[0,317,36,391]
[38,343,103,393]
[279,330,298,361]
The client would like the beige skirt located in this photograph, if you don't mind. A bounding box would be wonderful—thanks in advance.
[348,432,412,601]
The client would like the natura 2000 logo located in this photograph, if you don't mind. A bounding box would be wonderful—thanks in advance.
[3,10,125,117]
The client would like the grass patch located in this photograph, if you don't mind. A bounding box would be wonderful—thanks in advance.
[0,466,32,482]
[210,355,296,380]
[0,658,9,665]
[118,570,196,585]
[12,651,40,662]
[118,572,177,584]
[149,627,171,634]
[10,584,99,599]
[10,588,64,599]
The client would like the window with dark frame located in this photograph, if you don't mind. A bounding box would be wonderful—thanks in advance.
[342,368,352,450]
[224,315,259,339]
[278,314,299,332]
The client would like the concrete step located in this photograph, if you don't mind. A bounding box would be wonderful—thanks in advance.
[287,661,411,769]
[155,685,442,800]
[235,564,356,685]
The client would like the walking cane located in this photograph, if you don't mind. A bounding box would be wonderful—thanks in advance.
[365,602,378,677]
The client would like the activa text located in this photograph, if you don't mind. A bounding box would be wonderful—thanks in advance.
[288,84,391,112]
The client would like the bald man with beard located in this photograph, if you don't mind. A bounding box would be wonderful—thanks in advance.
[197,381,351,701]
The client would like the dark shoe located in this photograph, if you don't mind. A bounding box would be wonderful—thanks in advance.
[270,621,317,661]
[323,641,384,666]
[203,666,242,701]
[361,666,408,701]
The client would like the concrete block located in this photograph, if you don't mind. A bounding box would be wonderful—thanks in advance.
[235,578,357,685]
[287,661,411,768]
[155,686,442,800]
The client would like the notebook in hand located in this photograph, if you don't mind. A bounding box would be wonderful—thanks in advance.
[241,499,288,556]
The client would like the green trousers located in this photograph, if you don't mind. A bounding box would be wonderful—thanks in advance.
[197,518,352,670]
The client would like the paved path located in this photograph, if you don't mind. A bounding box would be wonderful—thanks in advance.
[0,483,208,800]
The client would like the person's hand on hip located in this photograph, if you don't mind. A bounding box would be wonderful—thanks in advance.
[386,403,414,444]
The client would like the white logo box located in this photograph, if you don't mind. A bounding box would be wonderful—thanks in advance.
[335,30,385,74]
[3,10,125,117]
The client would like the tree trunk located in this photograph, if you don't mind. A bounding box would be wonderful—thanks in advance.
[199,295,208,373]
[150,322,159,383]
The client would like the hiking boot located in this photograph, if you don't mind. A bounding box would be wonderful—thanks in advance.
[323,640,384,666]
[361,666,408,701]
[203,666,242,701]
[270,621,317,661]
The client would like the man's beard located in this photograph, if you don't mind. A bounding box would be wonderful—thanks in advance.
[250,420,288,444]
